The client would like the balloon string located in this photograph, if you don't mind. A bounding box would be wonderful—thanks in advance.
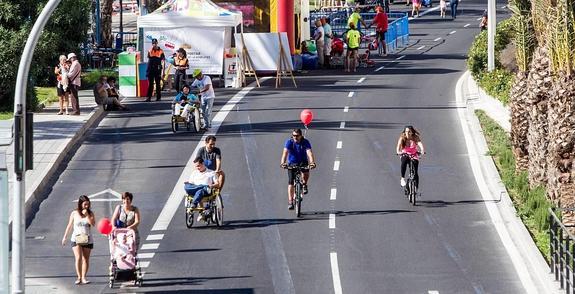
[304,124,308,136]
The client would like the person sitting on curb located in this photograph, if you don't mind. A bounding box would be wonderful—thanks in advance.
[95,76,128,111]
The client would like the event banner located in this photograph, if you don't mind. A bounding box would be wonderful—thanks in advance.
[144,27,225,75]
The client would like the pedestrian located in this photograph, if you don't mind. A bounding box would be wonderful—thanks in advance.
[66,53,82,115]
[54,55,70,115]
[146,38,165,102]
[111,192,141,248]
[345,22,361,73]
[313,20,325,67]
[440,0,447,18]
[61,195,95,285]
[191,69,215,129]
[348,6,368,30]
[412,0,421,17]
[173,48,189,93]
[369,6,388,56]
[450,0,459,19]
[480,10,488,31]
[322,17,333,68]
[197,135,225,189]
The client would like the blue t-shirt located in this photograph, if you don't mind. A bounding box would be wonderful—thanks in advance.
[284,138,312,165]
[174,92,198,103]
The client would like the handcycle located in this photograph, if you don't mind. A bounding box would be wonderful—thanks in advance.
[399,153,421,206]
[184,187,223,228]
[283,164,315,218]
[171,101,203,133]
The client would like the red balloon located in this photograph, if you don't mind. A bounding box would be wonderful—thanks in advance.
[97,218,113,235]
[300,109,314,126]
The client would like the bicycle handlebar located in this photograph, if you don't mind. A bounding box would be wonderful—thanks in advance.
[281,163,316,170]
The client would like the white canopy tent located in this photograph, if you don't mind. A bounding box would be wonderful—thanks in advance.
[137,0,242,75]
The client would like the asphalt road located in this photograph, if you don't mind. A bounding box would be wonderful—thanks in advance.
[24,1,526,293]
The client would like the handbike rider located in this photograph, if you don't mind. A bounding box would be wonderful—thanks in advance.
[173,84,199,117]
[280,128,317,210]
[396,125,426,189]
[184,157,220,209]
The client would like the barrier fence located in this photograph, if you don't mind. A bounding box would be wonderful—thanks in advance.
[309,10,409,53]
[550,207,575,293]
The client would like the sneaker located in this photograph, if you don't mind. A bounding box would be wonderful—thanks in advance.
[57,111,64,115]
[302,184,308,195]
[288,202,294,210]
[400,178,406,187]
[145,98,151,102]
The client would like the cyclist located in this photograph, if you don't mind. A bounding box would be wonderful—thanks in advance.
[184,157,220,209]
[396,125,426,188]
[280,128,316,210]
[197,135,225,189]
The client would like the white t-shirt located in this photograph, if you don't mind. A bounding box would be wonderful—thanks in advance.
[189,168,217,186]
[191,75,215,100]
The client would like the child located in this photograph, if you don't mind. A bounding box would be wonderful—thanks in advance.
[480,10,488,31]
[173,84,199,117]
[440,0,447,18]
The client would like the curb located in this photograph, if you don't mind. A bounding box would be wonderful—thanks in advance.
[457,71,560,293]
[22,105,106,225]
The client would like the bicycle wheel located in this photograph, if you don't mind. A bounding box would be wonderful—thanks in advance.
[193,108,201,132]
[408,180,416,205]
[185,197,195,228]
[215,195,224,226]
[295,183,302,218]
[171,116,178,133]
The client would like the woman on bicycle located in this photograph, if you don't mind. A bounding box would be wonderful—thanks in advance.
[396,125,425,188]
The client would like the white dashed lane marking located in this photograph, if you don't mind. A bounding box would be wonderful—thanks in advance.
[333,161,340,171]
[329,214,336,229]
[137,252,155,259]
[464,23,470,28]
[396,55,405,60]
[449,30,457,35]
[357,77,366,83]
[375,66,384,72]
[330,188,337,200]
[330,252,343,294]
[140,243,160,250]
[139,261,150,268]
[434,37,442,42]
[336,141,342,149]
[343,106,349,113]
[348,91,355,97]
[417,45,425,50]
[477,17,482,21]
[429,291,440,294]
[339,122,346,129]
[146,234,164,241]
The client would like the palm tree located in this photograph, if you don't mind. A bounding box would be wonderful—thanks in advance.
[101,0,114,48]
[525,0,553,188]
[508,0,535,172]
[545,0,575,212]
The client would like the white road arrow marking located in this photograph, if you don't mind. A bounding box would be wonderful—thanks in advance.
[74,188,122,202]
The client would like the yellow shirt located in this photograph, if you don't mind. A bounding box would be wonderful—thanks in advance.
[348,12,362,28]
[347,29,361,48]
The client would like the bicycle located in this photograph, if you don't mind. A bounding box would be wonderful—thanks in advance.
[399,153,421,206]
[184,188,223,228]
[283,164,314,218]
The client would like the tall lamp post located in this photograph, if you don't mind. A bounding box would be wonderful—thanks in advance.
[12,0,62,292]
[487,0,496,71]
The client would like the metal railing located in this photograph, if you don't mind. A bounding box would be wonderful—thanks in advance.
[550,207,575,293]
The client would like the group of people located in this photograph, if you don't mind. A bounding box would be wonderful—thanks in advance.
[94,75,129,110]
[54,53,82,115]
[61,192,140,285]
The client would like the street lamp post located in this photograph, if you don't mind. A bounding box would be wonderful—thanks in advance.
[487,0,496,71]
[12,0,62,292]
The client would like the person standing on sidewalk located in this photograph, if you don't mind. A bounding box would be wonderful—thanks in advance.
[369,6,388,57]
[191,69,215,129]
[322,17,333,68]
[146,38,165,102]
[62,195,95,285]
[345,22,361,73]
[67,53,82,115]
[313,20,325,67]
[55,55,70,115]
[450,0,459,19]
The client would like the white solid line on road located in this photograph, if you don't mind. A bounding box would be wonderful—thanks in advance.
[375,66,384,72]
[449,30,457,35]
[348,91,355,97]
[357,77,365,83]
[140,243,160,250]
[464,23,470,28]
[146,234,164,241]
[434,37,442,42]
[330,252,343,294]
[330,188,337,200]
[151,79,268,232]
[340,122,346,129]
[336,141,342,149]
[139,261,150,268]
[417,45,425,50]
[333,161,340,171]
[456,72,537,293]
[428,291,440,294]
[329,214,336,229]
[137,252,155,259]
[343,106,349,112]
[396,55,405,60]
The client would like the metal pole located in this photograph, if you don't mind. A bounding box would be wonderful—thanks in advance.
[0,154,8,294]
[119,0,124,45]
[12,0,62,292]
[487,0,496,71]
[300,0,310,43]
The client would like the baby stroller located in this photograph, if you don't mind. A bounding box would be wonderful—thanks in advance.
[108,228,143,288]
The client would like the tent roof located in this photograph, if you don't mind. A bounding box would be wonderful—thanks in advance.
[138,0,242,28]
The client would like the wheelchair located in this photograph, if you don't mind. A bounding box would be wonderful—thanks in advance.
[171,101,203,133]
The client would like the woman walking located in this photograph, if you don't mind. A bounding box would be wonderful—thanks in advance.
[62,195,95,285]
[111,192,141,247]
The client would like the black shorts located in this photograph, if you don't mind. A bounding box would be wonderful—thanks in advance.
[56,85,70,96]
[287,165,309,185]
[71,242,94,249]
[377,31,386,42]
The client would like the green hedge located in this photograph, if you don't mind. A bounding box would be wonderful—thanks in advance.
[81,69,118,90]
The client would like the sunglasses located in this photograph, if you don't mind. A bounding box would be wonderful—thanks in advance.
[292,134,300,138]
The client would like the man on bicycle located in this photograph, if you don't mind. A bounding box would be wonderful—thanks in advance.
[197,135,225,189]
[184,158,220,209]
[280,128,316,210]
[396,125,426,188]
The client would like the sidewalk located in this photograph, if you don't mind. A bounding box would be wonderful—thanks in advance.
[3,90,105,224]
[458,71,560,293]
